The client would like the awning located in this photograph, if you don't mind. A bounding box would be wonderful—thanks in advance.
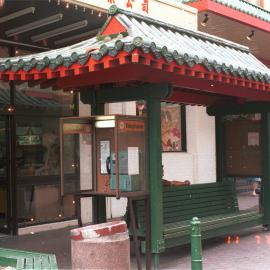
[0,5,270,103]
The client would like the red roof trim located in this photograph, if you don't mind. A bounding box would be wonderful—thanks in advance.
[187,0,270,33]
[100,16,127,36]
[1,49,270,101]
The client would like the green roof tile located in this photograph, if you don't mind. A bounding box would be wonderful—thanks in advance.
[0,5,269,83]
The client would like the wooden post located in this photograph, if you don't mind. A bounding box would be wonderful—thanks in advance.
[215,115,225,182]
[262,112,270,228]
[147,97,164,268]
[92,96,107,224]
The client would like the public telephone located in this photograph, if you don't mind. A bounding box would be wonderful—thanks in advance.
[107,151,141,192]
[60,115,147,198]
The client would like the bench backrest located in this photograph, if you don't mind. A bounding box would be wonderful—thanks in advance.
[135,181,239,230]
[163,181,239,224]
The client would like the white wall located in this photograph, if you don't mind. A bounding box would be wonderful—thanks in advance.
[72,0,197,30]
[162,106,216,184]
[264,0,270,10]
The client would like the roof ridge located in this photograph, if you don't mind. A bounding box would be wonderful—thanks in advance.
[108,5,250,53]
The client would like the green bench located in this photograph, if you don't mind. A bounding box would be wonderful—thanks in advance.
[136,181,262,252]
[0,248,58,270]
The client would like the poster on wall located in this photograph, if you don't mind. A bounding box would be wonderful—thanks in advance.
[161,103,182,152]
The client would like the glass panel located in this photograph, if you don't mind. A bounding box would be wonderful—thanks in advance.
[0,120,6,179]
[0,118,8,230]
[0,186,8,230]
[61,119,92,195]
[15,83,76,225]
[223,113,261,213]
[115,118,147,192]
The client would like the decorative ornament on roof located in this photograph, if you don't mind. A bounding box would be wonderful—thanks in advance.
[108,5,119,15]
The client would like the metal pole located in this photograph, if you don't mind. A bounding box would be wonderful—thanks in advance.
[191,217,203,270]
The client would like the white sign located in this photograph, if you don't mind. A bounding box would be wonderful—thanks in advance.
[128,147,139,175]
[248,132,260,146]
[75,0,149,14]
[100,140,111,174]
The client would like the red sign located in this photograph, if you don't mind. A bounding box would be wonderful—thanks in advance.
[107,0,149,13]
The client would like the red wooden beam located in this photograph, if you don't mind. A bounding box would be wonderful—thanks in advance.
[56,64,270,102]
[164,89,234,106]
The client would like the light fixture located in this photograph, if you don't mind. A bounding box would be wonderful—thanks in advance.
[6,13,63,37]
[95,120,115,128]
[57,0,60,5]
[75,4,78,10]
[66,2,69,8]
[98,11,102,17]
[246,30,255,41]
[83,7,86,12]
[31,20,88,42]
[91,9,94,14]
[200,14,209,27]
[7,106,14,113]
[0,7,35,24]
[54,28,99,45]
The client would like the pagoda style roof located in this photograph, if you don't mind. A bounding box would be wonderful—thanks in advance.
[182,0,270,23]
[0,5,269,98]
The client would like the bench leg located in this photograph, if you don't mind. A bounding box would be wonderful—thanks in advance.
[153,253,160,269]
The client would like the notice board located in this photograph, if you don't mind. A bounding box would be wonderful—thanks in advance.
[224,116,262,176]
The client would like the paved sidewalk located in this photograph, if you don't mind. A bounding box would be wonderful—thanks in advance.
[158,226,270,270]
[0,225,270,269]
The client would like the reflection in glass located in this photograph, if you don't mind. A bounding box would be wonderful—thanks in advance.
[15,83,76,226]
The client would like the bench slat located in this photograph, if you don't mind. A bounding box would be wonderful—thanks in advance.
[25,257,34,269]
[0,248,58,270]
[164,211,261,239]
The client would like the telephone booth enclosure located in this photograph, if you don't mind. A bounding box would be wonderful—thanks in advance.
[60,115,148,198]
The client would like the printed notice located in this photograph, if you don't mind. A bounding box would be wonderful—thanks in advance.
[100,140,110,174]
[128,147,139,175]
[248,132,260,146]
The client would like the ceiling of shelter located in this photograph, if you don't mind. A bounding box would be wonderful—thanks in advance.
[0,0,107,51]
[198,12,270,63]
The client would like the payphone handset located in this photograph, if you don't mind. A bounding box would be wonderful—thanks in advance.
[108,150,141,192]
[105,153,115,175]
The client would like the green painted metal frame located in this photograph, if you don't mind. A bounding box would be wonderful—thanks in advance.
[79,86,270,268]
[262,112,270,227]
[80,84,171,260]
